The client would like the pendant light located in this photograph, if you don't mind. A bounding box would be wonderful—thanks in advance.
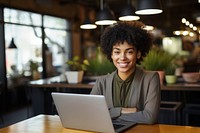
[95,0,116,25]
[8,8,17,49]
[135,0,163,15]
[8,38,17,49]
[119,0,140,21]
[80,18,97,29]
[80,8,97,30]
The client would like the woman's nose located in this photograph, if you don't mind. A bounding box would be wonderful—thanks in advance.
[120,53,126,60]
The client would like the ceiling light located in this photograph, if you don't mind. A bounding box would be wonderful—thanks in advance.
[185,21,190,26]
[173,30,190,36]
[119,3,140,21]
[135,0,163,15]
[95,8,117,25]
[173,31,181,35]
[80,19,97,29]
[8,38,17,49]
[189,32,194,37]
[181,18,186,23]
[143,25,154,31]
[182,31,189,36]
[189,23,193,28]
[193,26,197,31]
[95,0,116,25]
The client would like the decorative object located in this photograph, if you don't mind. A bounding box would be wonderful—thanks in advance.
[66,56,89,83]
[87,47,116,76]
[65,71,84,84]
[165,75,177,84]
[140,48,175,85]
[182,72,200,83]
[29,60,40,80]
[165,65,177,84]
[140,48,175,71]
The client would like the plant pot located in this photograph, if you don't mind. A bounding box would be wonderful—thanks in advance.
[157,71,165,85]
[65,71,84,84]
[165,75,177,84]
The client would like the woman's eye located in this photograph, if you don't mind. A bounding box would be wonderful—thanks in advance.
[113,51,120,54]
[127,50,134,54]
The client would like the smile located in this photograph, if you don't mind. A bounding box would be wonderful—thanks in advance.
[117,62,129,68]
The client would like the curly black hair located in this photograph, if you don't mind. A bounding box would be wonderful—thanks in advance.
[100,21,152,64]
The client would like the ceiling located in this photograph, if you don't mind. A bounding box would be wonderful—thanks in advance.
[59,0,200,36]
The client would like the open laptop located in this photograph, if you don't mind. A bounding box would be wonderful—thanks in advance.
[51,92,136,133]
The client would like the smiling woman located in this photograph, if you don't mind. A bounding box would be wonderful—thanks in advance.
[90,21,161,124]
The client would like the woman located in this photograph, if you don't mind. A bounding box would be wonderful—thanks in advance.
[90,21,160,124]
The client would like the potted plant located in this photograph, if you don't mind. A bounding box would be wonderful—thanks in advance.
[87,47,116,76]
[165,64,177,84]
[66,56,89,83]
[140,48,176,85]
[29,60,40,80]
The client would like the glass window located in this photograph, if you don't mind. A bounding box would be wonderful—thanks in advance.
[4,8,71,81]
[5,24,42,75]
[45,28,70,66]
[4,8,42,26]
[44,15,68,29]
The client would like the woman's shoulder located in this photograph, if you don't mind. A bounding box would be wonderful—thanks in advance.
[136,67,159,79]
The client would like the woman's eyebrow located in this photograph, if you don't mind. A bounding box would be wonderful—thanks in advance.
[126,48,134,50]
[112,48,135,51]
[113,48,120,50]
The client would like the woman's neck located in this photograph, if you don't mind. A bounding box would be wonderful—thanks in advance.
[118,68,136,81]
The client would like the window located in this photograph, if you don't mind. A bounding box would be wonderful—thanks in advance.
[4,8,71,81]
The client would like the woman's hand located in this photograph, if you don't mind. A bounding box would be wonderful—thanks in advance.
[121,108,137,114]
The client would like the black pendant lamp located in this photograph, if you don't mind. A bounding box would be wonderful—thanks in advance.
[119,0,140,21]
[95,0,116,25]
[80,18,97,29]
[8,38,17,49]
[135,0,163,15]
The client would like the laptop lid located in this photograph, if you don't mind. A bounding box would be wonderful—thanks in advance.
[51,92,135,133]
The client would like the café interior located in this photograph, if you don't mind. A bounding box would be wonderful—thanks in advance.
[0,0,200,132]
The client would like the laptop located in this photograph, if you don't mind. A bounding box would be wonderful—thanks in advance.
[51,92,136,133]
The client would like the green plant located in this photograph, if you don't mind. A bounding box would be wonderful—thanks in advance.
[87,47,116,76]
[140,48,176,71]
[165,65,176,75]
[29,60,39,72]
[66,56,89,71]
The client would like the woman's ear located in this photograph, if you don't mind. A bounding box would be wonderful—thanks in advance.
[137,51,141,59]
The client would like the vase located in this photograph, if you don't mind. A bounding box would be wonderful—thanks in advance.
[157,71,165,85]
[165,75,177,84]
[65,71,84,84]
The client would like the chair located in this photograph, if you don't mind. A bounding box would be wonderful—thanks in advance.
[183,103,200,126]
[159,101,182,125]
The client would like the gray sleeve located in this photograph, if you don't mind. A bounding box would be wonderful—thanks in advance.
[90,79,102,95]
[118,73,161,124]
[109,107,122,119]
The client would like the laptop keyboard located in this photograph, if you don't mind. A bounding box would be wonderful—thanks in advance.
[113,124,125,130]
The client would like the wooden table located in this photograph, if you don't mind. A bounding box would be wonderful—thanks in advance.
[0,115,200,133]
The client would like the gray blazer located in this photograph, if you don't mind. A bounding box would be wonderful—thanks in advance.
[90,67,161,124]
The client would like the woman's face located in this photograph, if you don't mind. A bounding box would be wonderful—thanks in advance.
[111,41,141,77]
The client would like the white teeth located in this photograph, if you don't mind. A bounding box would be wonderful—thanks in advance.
[118,62,128,67]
